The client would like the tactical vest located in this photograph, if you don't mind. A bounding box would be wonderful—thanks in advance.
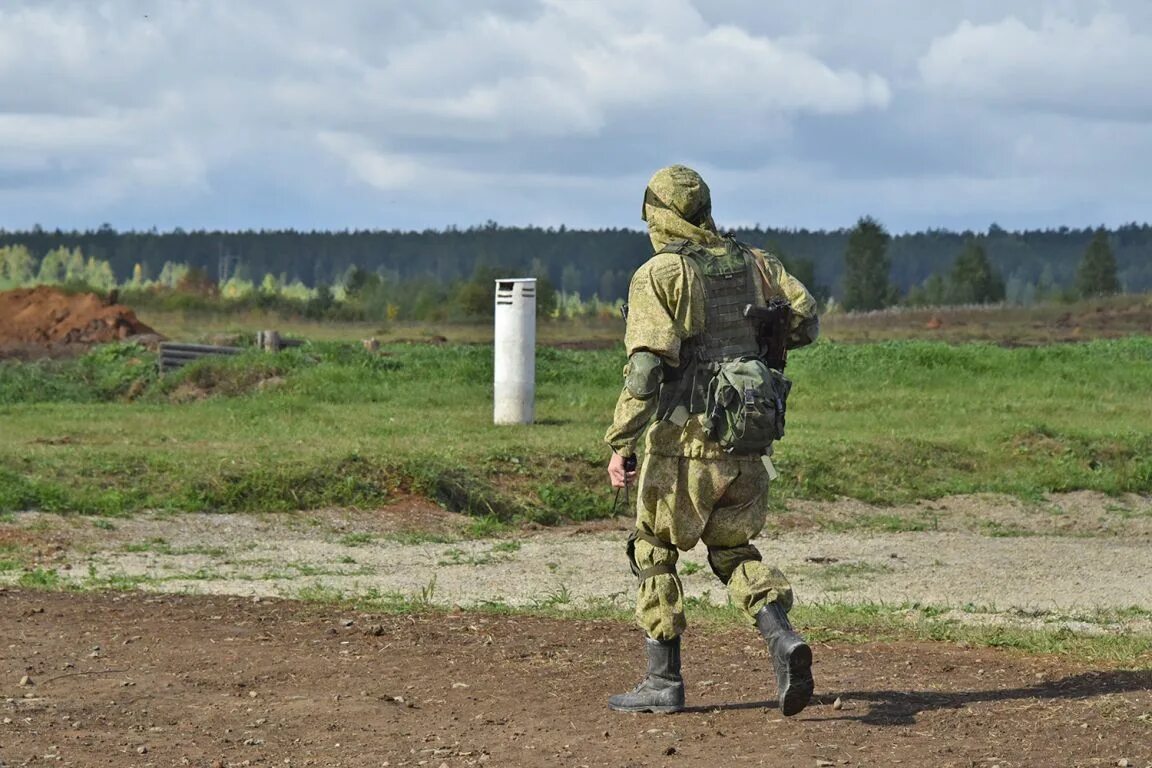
[654,236,766,418]
[651,237,793,455]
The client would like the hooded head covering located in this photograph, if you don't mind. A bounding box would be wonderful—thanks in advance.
[641,164,724,252]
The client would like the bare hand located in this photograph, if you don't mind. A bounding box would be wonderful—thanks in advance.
[607,452,637,489]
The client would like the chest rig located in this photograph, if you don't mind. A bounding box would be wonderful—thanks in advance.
[654,236,767,423]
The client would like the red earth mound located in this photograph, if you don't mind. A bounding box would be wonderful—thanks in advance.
[0,286,158,347]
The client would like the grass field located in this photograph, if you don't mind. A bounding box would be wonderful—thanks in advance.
[131,292,1152,347]
[1,332,1149,518]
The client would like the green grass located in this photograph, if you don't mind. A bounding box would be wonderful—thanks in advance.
[436,543,518,567]
[1,337,1150,517]
[18,568,63,588]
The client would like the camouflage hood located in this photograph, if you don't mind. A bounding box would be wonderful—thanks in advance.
[641,165,726,252]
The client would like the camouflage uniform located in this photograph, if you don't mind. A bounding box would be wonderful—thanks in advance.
[605,165,819,641]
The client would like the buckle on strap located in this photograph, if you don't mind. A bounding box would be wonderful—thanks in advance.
[637,564,677,582]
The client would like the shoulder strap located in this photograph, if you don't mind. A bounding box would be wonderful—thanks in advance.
[654,238,701,258]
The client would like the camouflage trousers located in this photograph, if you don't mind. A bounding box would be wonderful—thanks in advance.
[628,453,794,641]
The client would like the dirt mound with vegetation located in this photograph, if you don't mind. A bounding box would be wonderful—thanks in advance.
[0,286,158,350]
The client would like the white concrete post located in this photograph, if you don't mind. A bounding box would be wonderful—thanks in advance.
[493,278,536,425]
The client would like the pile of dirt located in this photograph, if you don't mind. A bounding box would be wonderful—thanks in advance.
[0,286,158,348]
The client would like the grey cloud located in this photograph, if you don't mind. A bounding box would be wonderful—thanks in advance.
[1,0,1151,233]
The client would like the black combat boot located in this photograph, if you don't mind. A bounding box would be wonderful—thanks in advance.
[755,602,814,716]
[608,636,685,714]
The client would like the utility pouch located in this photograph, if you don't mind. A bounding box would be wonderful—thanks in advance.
[704,357,791,454]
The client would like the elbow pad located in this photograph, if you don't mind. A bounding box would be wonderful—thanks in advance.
[624,351,665,400]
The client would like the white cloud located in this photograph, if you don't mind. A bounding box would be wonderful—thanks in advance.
[1,0,1151,232]
[0,0,890,220]
[919,12,1152,117]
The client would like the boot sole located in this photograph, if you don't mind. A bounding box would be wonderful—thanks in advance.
[779,642,814,717]
[608,702,683,714]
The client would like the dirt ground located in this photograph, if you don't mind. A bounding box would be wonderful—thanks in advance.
[3,293,1151,766]
[2,494,1151,767]
[1,590,1150,768]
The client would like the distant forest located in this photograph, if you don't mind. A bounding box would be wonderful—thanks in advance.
[1,221,1149,303]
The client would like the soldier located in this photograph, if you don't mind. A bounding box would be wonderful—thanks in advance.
[605,165,820,716]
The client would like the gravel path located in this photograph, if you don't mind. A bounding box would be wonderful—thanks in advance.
[4,492,1149,633]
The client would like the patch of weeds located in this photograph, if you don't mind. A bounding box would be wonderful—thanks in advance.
[290,563,330,577]
[259,571,297,581]
[338,532,376,547]
[382,531,456,545]
[0,559,20,572]
[979,520,1032,537]
[1108,606,1152,621]
[338,555,357,564]
[681,595,743,627]
[19,568,62,588]
[1104,503,1144,520]
[91,518,117,531]
[912,603,950,619]
[0,512,15,524]
[295,583,347,603]
[491,540,522,553]
[181,545,231,557]
[534,583,573,608]
[356,587,421,613]
[960,602,997,614]
[465,515,510,538]
[280,562,374,578]
[860,514,936,533]
[680,561,702,576]
[123,537,174,554]
[412,577,437,609]
[437,544,516,567]
[85,572,151,591]
[406,462,525,521]
[169,567,225,581]
[805,561,895,594]
[817,562,895,579]
[536,483,609,524]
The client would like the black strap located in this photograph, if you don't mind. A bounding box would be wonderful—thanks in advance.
[654,361,694,422]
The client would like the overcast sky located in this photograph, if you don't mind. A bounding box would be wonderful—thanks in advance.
[2,1,1150,234]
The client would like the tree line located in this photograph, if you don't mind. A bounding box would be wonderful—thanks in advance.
[0,220,1143,319]
[839,218,1126,311]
